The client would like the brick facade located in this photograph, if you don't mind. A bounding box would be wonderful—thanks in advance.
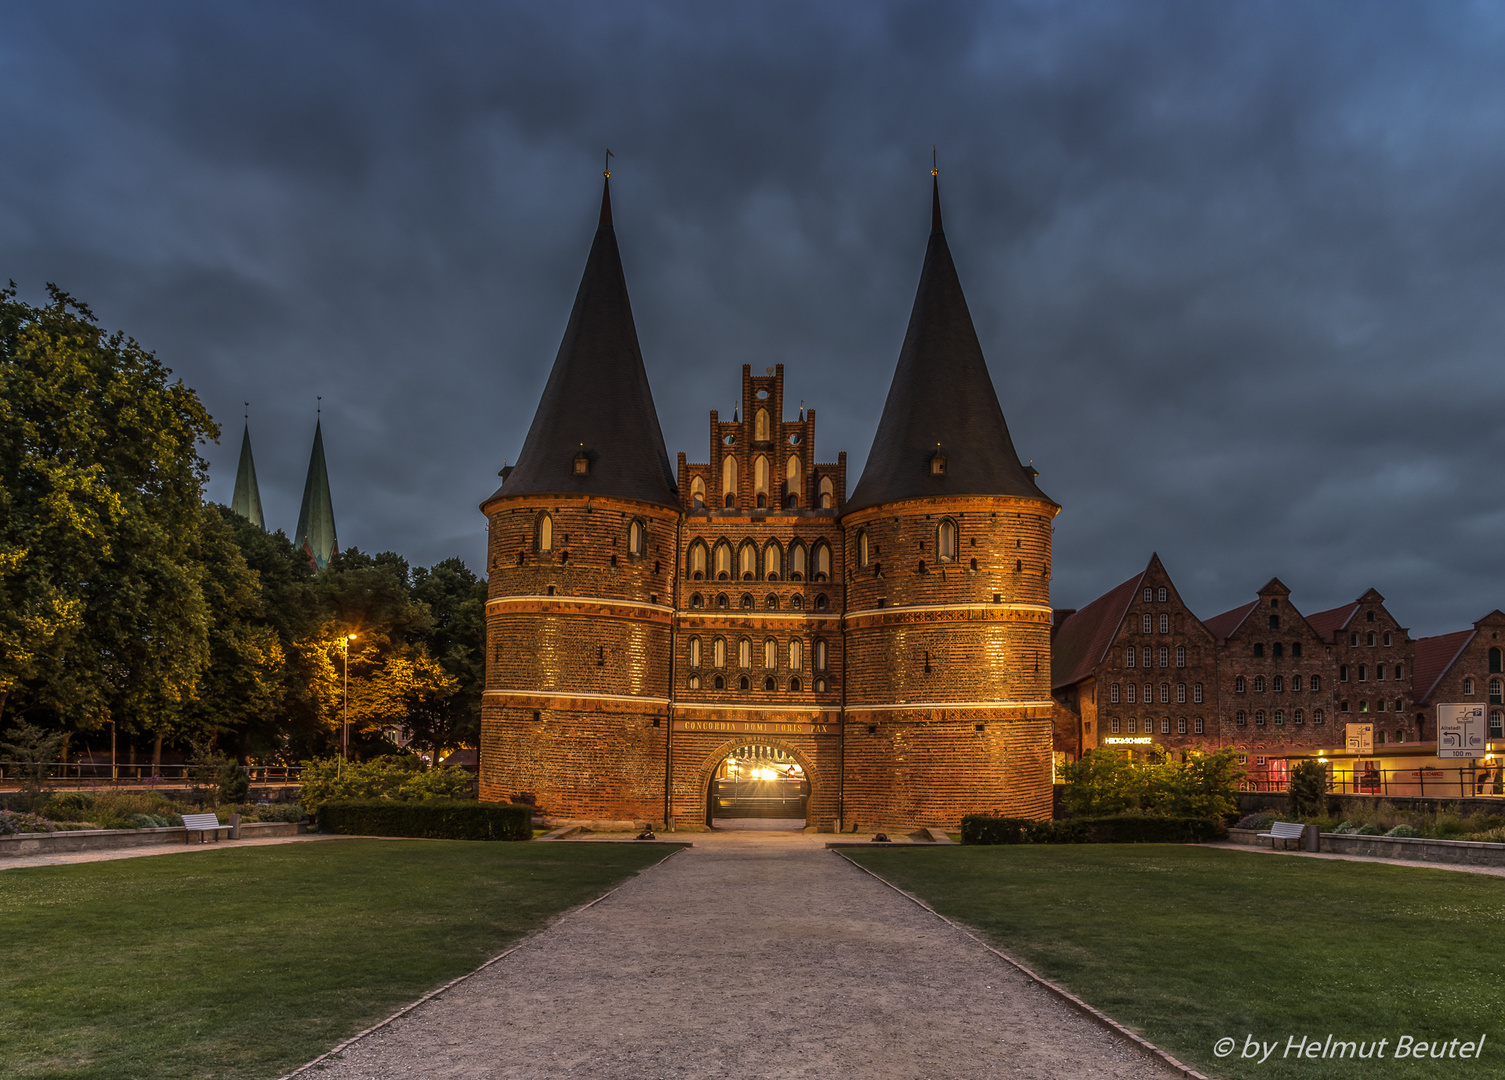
[482,364,1059,831]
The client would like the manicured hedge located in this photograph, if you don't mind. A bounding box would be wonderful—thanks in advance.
[316,800,532,841]
[961,814,1227,845]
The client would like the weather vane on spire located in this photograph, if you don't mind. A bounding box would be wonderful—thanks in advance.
[317,395,321,416]
[932,145,938,177]
[604,147,613,178]
[244,401,249,420]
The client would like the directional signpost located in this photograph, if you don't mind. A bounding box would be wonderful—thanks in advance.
[1437,704,1488,759]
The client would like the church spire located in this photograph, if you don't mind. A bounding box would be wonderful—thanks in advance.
[230,418,264,529]
[847,173,1053,513]
[295,415,339,570]
[490,173,677,508]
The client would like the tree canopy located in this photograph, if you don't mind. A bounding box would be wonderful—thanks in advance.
[0,284,486,766]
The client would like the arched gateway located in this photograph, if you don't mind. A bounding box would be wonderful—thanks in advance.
[702,742,813,829]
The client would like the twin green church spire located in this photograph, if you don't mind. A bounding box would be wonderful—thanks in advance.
[229,414,339,571]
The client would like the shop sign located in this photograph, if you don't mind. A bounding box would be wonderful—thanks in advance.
[1437,704,1488,759]
[1345,722,1374,755]
[1102,736,1152,745]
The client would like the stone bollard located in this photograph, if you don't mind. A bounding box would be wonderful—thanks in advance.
[229,812,240,840]
[1303,823,1319,852]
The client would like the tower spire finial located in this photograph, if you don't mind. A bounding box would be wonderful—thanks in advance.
[317,395,321,416]
[599,152,614,227]
[931,149,943,233]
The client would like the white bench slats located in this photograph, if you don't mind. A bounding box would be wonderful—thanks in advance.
[1257,821,1307,850]
[182,812,228,843]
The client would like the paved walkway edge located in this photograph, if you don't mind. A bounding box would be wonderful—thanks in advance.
[275,844,690,1080]
[830,850,1214,1080]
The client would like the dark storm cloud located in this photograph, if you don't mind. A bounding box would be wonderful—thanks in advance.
[4,1,1505,634]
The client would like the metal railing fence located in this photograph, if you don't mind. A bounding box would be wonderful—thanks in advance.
[0,761,302,786]
[1241,766,1505,799]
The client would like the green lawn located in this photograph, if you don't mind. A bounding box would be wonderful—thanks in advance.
[0,839,675,1080]
[845,845,1504,1080]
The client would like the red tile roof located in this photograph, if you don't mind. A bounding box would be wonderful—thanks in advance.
[1051,570,1145,690]
[1202,600,1257,644]
[1412,629,1474,704]
[1305,602,1359,642]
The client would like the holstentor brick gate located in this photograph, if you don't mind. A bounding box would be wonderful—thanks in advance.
[479,174,1058,831]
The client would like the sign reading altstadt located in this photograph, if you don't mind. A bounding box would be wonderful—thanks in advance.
[1437,704,1488,759]
[673,718,835,738]
[1345,722,1374,755]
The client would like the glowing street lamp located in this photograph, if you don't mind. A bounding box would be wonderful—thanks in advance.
[341,633,357,760]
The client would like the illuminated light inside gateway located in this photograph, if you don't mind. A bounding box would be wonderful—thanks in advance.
[710,745,809,824]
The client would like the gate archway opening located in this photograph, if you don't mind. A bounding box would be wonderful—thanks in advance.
[706,744,809,830]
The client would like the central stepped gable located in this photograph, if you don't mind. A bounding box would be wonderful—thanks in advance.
[491,178,678,509]
[848,177,1053,513]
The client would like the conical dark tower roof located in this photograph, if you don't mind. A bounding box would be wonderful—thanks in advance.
[230,422,264,529]
[294,418,339,571]
[847,177,1053,513]
[488,177,677,509]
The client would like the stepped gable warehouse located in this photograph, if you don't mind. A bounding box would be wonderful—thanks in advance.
[480,175,1059,831]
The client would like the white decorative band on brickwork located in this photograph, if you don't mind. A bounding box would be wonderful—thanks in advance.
[844,699,1057,711]
[485,596,675,614]
[482,689,671,705]
[843,602,1054,619]
[672,701,842,715]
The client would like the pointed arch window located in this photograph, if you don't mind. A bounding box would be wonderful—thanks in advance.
[738,638,752,669]
[688,637,701,668]
[690,476,705,508]
[535,512,553,553]
[813,541,831,582]
[789,639,803,671]
[818,476,834,509]
[763,638,777,669]
[1492,647,1503,674]
[764,541,782,580]
[857,529,870,568]
[814,638,828,671]
[713,637,726,668]
[722,456,738,506]
[739,541,758,580]
[690,592,704,609]
[790,541,807,581]
[790,594,804,611]
[755,408,770,441]
[627,519,646,556]
[689,541,708,580]
[754,455,770,507]
[937,519,957,562]
[713,541,732,580]
[786,454,800,491]
[789,677,802,692]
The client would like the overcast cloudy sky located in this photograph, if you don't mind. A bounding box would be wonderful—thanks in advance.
[4,2,1504,636]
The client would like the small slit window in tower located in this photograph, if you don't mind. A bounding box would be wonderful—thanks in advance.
[857,529,870,568]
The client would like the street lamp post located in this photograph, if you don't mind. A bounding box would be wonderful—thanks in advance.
[341,633,357,759]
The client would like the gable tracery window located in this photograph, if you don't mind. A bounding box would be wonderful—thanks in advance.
[689,541,708,580]
[739,541,758,580]
[790,542,807,581]
[722,456,738,507]
[690,476,705,508]
[818,476,834,509]
[813,541,831,582]
[754,455,770,507]
[755,408,770,441]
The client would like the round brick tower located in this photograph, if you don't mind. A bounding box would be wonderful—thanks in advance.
[479,178,679,824]
[840,176,1060,829]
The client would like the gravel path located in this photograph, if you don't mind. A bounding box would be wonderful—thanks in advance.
[299,831,1185,1080]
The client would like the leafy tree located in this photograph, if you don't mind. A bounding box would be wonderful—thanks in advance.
[1060,746,1245,819]
[1287,758,1331,817]
[406,558,487,763]
[0,721,67,809]
[297,755,475,812]
[0,284,217,746]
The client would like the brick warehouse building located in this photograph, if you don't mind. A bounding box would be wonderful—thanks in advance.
[480,175,1059,831]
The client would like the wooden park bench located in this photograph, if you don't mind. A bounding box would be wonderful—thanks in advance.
[1257,821,1307,850]
[182,813,230,844]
